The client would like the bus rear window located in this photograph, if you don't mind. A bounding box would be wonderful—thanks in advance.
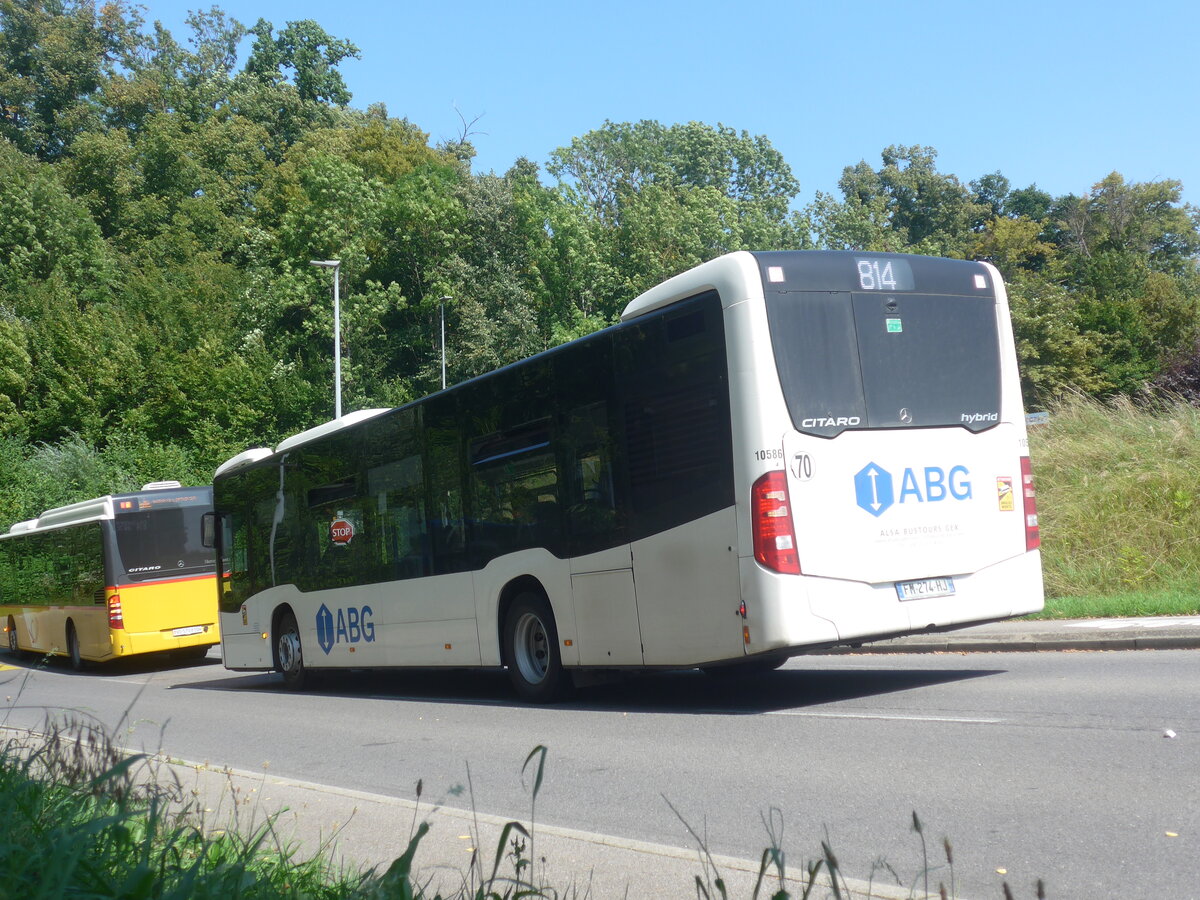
[765,291,1002,437]
[114,500,214,582]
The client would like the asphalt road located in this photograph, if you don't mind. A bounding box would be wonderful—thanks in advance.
[2,647,1198,899]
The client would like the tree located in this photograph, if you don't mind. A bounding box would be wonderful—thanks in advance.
[0,138,115,304]
[244,18,359,106]
[546,120,807,318]
[1006,275,1106,403]
[1057,173,1200,275]
[1052,175,1200,393]
[811,145,985,256]
[0,313,31,436]
[0,0,143,159]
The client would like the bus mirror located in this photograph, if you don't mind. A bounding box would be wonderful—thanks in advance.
[201,512,216,549]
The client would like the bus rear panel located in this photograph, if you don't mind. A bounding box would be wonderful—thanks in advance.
[732,251,1042,652]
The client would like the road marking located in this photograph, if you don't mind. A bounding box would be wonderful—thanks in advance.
[768,711,1003,724]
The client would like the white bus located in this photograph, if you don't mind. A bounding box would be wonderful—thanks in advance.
[210,250,1042,701]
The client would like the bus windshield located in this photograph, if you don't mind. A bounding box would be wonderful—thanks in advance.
[113,493,214,581]
[765,290,1002,438]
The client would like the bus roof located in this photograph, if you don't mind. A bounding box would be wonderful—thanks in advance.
[275,408,391,454]
[3,498,114,537]
[3,483,208,537]
[621,251,760,322]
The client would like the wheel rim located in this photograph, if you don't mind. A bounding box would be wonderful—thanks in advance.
[513,611,549,685]
[278,628,302,675]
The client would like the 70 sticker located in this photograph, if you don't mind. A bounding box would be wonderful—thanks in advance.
[790,452,813,481]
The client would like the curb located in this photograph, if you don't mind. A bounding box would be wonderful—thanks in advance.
[817,632,1200,654]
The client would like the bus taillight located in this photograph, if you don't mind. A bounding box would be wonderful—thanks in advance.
[108,594,125,629]
[1021,456,1040,551]
[752,470,801,575]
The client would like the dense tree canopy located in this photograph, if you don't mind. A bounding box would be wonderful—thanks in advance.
[1,1,1198,521]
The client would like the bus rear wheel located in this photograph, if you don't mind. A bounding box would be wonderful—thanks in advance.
[504,592,572,703]
[66,623,85,671]
[6,617,20,657]
[276,611,309,691]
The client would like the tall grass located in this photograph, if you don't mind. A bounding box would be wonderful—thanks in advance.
[1031,393,1200,612]
[1,714,359,900]
[0,716,569,900]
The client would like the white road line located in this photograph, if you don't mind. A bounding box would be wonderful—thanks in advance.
[768,710,1003,724]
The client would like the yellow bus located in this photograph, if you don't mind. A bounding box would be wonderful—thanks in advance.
[1,482,219,668]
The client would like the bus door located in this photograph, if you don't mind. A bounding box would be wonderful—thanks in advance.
[562,401,644,666]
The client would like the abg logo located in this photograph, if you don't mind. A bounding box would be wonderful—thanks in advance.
[855,462,972,517]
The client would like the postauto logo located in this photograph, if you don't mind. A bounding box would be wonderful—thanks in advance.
[854,462,971,518]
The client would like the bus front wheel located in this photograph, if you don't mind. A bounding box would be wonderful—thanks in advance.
[503,592,572,703]
[276,611,309,691]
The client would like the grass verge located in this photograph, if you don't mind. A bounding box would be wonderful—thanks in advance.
[1035,588,1199,619]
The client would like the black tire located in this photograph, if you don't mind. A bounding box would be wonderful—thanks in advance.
[503,592,572,703]
[275,610,309,690]
[176,644,212,662]
[67,622,85,671]
[6,617,21,658]
[701,654,787,679]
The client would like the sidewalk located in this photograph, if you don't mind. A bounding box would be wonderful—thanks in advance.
[158,616,1200,900]
[165,756,927,900]
[816,615,1200,654]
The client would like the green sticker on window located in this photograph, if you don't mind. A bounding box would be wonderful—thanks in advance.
[886,318,903,333]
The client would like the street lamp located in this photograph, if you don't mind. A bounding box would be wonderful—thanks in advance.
[309,259,342,419]
[439,296,451,390]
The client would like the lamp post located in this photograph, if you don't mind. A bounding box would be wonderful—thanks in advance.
[309,259,342,419]
[439,296,451,390]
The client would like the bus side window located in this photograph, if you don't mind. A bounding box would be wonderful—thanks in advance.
[564,402,621,553]
[368,453,430,581]
[71,524,104,604]
[360,410,430,583]
[469,419,559,562]
[425,395,467,575]
[616,291,734,540]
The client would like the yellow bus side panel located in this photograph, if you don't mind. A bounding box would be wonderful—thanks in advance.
[2,605,107,660]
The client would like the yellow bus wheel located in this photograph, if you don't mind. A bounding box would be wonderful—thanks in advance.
[67,623,85,671]
[5,618,20,658]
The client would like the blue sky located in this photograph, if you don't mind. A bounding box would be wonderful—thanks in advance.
[142,0,1198,210]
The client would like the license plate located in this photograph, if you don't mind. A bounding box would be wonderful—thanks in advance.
[895,577,956,601]
[172,625,204,637]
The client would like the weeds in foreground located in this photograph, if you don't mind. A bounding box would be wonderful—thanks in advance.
[0,715,1047,899]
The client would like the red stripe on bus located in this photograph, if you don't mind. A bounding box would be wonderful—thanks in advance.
[107,573,217,591]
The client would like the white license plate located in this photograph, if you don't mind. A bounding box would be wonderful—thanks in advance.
[895,577,956,601]
[172,625,204,637]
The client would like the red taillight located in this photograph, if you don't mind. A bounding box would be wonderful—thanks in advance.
[108,594,124,629]
[1021,456,1040,551]
[752,470,800,575]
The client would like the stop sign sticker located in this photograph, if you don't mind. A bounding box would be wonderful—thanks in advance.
[330,517,355,545]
